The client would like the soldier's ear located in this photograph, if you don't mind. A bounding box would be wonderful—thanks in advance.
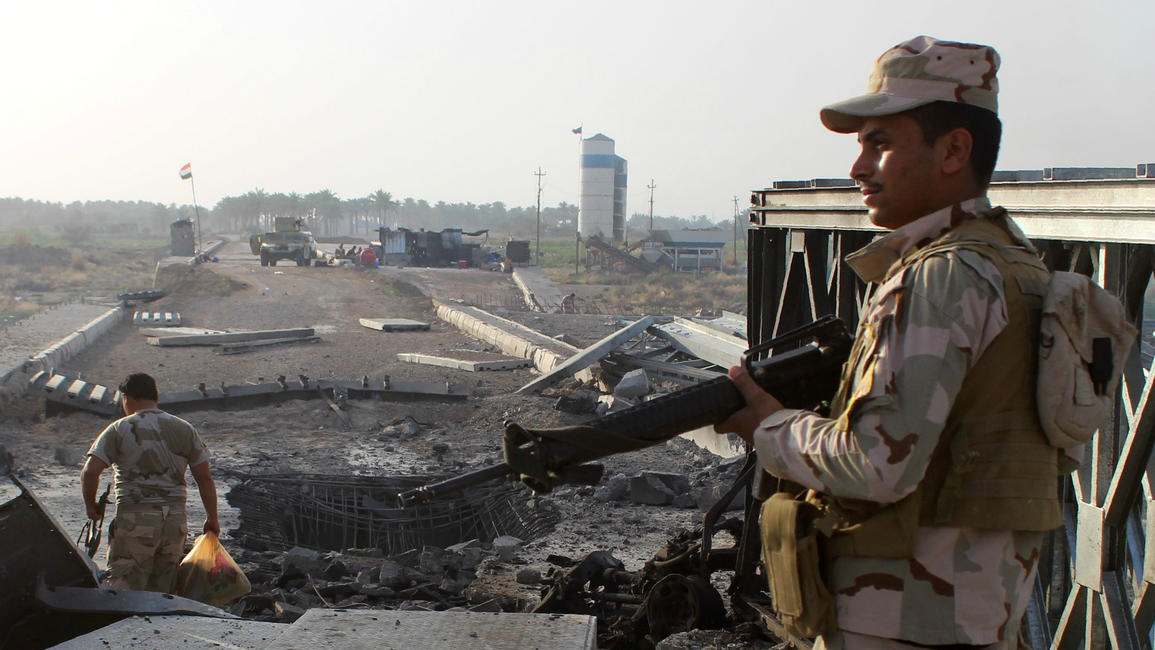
[938,127,974,178]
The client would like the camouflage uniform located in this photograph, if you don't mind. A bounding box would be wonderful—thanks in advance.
[87,408,209,592]
[753,198,1039,648]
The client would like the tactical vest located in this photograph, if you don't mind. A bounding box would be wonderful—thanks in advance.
[824,211,1062,558]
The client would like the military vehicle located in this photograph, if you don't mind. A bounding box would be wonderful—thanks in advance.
[249,217,318,267]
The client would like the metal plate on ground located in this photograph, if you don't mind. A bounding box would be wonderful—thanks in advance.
[359,318,431,332]
[263,609,597,650]
[51,615,285,649]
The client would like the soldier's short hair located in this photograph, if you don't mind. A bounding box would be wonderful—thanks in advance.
[120,373,159,401]
[906,101,1002,189]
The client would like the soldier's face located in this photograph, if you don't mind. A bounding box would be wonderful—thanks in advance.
[850,114,940,230]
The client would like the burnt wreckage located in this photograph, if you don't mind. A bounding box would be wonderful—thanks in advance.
[403,317,851,647]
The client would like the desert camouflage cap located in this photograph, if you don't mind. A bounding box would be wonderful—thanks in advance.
[821,35,1000,133]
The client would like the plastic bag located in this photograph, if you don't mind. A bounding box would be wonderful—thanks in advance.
[173,532,251,607]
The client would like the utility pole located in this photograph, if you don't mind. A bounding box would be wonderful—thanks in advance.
[647,179,656,233]
[732,195,739,267]
[535,167,546,265]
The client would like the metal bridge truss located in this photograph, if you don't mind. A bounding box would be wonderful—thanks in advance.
[748,189,1155,649]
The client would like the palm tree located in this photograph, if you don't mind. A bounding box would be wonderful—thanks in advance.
[369,189,396,229]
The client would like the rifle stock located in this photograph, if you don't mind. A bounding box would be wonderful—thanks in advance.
[398,316,851,507]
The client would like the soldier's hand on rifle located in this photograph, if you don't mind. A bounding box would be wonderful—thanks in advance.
[85,499,104,521]
[715,365,784,445]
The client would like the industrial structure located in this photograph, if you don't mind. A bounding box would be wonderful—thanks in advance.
[579,133,627,243]
[639,229,728,272]
[748,165,1155,649]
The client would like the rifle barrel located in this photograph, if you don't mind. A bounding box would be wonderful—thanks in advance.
[398,462,511,507]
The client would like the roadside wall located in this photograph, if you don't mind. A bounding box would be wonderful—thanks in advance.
[0,304,126,400]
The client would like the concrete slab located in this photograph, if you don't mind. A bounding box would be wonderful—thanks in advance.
[359,318,431,332]
[397,353,532,372]
[141,327,226,337]
[52,615,285,649]
[517,316,653,394]
[511,266,565,312]
[148,328,315,347]
[649,317,747,369]
[681,425,746,459]
[263,609,597,650]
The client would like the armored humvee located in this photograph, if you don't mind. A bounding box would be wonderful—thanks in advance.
[249,217,318,267]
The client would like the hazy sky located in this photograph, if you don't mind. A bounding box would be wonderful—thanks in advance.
[3,1,1153,221]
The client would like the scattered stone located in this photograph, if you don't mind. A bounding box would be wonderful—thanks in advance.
[323,558,350,581]
[336,594,368,607]
[546,554,576,568]
[392,549,420,567]
[595,394,632,415]
[355,567,379,585]
[629,472,690,505]
[239,536,270,552]
[419,547,446,575]
[358,584,397,598]
[378,560,410,588]
[476,557,503,575]
[446,539,481,553]
[554,389,598,415]
[613,369,650,399]
[468,598,504,613]
[593,473,629,503]
[274,601,304,623]
[515,568,542,584]
[345,547,385,558]
[492,536,522,562]
[440,571,472,595]
[53,447,84,467]
[671,493,697,509]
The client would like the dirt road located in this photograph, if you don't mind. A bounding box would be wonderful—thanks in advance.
[1,241,707,574]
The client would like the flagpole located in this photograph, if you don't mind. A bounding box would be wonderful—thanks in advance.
[574,125,582,269]
[189,176,203,254]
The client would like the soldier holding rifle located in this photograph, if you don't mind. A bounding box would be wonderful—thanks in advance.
[717,36,1053,650]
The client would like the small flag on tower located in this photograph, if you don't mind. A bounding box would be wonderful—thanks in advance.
[179,163,192,180]
[571,126,582,135]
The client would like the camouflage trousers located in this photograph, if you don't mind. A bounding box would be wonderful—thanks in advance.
[105,503,188,592]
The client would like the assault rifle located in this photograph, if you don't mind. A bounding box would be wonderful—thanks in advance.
[77,484,111,558]
[398,315,852,507]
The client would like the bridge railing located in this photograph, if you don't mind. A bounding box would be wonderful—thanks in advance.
[748,180,1155,649]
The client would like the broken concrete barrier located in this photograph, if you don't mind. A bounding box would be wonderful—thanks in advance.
[434,300,573,374]
[613,368,650,400]
[593,473,629,503]
[629,472,691,505]
[492,536,523,562]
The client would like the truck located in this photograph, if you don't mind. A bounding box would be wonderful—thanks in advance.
[249,217,318,267]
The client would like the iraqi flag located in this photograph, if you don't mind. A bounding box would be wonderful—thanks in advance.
[179,163,192,180]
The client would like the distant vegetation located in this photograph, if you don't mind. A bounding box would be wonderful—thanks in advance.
[0,190,740,243]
